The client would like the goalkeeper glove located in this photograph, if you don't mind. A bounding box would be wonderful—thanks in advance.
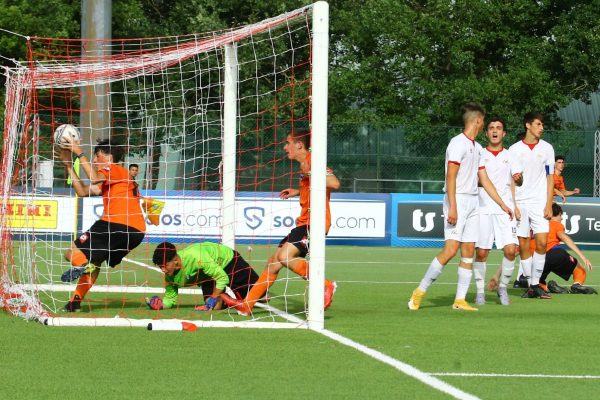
[193,296,218,312]
[146,296,163,310]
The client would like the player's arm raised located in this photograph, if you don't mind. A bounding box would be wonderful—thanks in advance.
[478,168,513,220]
[326,169,341,191]
[56,148,101,197]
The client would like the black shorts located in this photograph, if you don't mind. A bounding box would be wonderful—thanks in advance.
[74,220,145,267]
[278,225,309,257]
[200,251,258,299]
[542,247,578,281]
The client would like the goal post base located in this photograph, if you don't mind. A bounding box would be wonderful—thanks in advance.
[41,317,308,330]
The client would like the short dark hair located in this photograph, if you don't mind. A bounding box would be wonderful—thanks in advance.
[555,155,565,162]
[152,242,178,266]
[523,112,544,130]
[129,163,139,170]
[461,102,485,125]
[487,116,506,130]
[290,130,310,149]
[552,203,563,217]
[94,139,124,163]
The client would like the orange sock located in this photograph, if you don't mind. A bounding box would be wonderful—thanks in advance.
[72,268,99,302]
[245,269,278,309]
[289,259,333,288]
[292,259,309,279]
[573,266,587,285]
[71,251,88,267]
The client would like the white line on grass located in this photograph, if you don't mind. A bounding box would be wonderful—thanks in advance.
[430,372,600,379]
[119,258,479,399]
[319,329,480,400]
[123,257,163,273]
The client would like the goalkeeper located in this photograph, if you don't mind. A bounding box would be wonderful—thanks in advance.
[147,242,259,311]
[57,139,146,312]
[221,130,340,316]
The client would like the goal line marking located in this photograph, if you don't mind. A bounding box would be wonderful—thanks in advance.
[41,259,478,398]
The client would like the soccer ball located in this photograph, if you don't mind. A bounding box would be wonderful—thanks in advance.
[54,124,81,147]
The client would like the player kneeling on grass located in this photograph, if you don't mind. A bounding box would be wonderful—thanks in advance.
[147,242,259,311]
[58,139,146,312]
[532,204,595,295]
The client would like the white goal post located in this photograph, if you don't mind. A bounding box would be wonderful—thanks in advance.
[0,2,330,330]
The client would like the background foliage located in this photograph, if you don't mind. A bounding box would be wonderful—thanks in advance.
[1,0,598,193]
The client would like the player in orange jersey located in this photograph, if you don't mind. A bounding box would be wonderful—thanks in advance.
[533,203,594,294]
[553,155,579,204]
[221,130,340,316]
[57,139,146,312]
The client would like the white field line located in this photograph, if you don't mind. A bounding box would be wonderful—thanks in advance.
[123,257,163,273]
[105,259,480,398]
[430,372,600,379]
[318,329,479,400]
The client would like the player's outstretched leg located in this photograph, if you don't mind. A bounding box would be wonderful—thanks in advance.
[63,266,100,312]
[221,269,278,315]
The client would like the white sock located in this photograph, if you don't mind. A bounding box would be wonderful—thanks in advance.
[530,252,546,286]
[418,257,444,292]
[517,261,524,277]
[520,257,532,285]
[473,261,486,294]
[499,257,515,288]
[456,267,472,300]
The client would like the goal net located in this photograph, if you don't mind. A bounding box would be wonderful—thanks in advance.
[0,2,330,330]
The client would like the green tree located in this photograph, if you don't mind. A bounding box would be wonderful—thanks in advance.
[329,0,600,128]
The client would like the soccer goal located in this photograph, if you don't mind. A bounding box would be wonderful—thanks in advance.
[0,2,330,330]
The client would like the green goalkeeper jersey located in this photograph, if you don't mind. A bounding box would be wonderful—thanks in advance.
[162,242,234,308]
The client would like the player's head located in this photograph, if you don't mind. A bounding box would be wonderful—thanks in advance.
[129,163,140,178]
[94,139,124,164]
[461,103,485,131]
[552,203,563,218]
[152,241,181,276]
[284,130,311,160]
[523,112,544,138]
[555,155,565,171]
[486,116,506,145]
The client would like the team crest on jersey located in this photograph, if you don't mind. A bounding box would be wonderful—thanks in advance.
[79,232,89,243]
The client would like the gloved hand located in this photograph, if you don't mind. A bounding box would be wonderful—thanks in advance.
[146,296,163,310]
[193,296,218,312]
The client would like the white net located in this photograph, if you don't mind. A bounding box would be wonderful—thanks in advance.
[0,4,329,329]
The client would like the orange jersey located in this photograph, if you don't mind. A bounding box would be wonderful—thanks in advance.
[296,153,334,232]
[97,164,146,232]
[554,174,565,191]
[529,220,564,253]
[546,220,564,251]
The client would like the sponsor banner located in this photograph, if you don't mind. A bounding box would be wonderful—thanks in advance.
[82,192,390,245]
[391,193,445,247]
[1,197,76,232]
[391,194,600,249]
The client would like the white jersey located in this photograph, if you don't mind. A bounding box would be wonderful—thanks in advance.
[443,133,484,195]
[508,139,555,205]
[478,147,522,214]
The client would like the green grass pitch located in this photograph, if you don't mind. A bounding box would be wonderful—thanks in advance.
[2,245,600,399]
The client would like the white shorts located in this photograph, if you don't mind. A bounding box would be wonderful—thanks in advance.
[516,203,549,237]
[443,193,479,243]
[476,213,518,250]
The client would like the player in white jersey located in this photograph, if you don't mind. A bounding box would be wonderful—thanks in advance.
[408,103,513,312]
[473,117,522,306]
[508,112,555,299]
